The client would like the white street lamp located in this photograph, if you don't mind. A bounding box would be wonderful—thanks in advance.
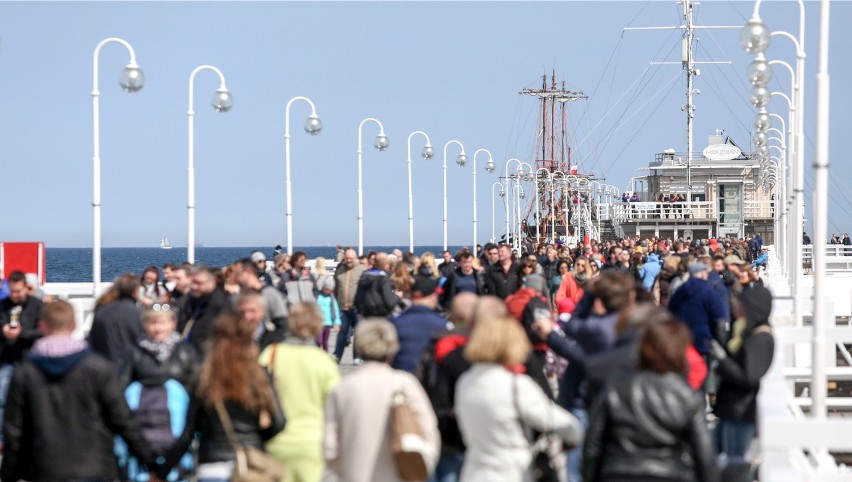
[357,117,389,256]
[491,181,504,243]
[407,131,434,253]
[284,96,321,256]
[92,37,144,296]
[442,140,467,252]
[471,148,495,252]
[503,158,524,249]
[187,65,232,265]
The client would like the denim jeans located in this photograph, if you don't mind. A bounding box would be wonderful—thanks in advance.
[333,309,360,361]
[715,419,756,462]
[0,363,14,445]
[566,407,589,482]
[430,450,465,482]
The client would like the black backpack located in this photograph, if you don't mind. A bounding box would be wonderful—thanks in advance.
[354,273,394,317]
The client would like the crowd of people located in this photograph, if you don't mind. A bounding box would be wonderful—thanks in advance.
[0,233,777,482]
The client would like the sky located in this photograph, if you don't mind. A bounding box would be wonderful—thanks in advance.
[1,1,850,248]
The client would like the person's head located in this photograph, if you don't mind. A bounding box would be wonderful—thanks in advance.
[141,266,159,286]
[97,273,140,307]
[573,257,593,280]
[291,251,307,271]
[355,318,400,363]
[232,258,260,289]
[608,245,622,264]
[458,252,475,274]
[472,296,509,327]
[172,267,191,293]
[411,276,439,308]
[190,266,217,297]
[320,276,335,295]
[619,249,631,265]
[615,302,666,336]
[547,247,557,261]
[236,290,266,331]
[314,256,327,275]
[418,252,438,278]
[342,248,358,268]
[250,250,267,271]
[465,315,531,367]
[591,270,635,314]
[713,256,725,274]
[162,262,176,282]
[287,302,323,341]
[442,250,452,264]
[359,255,369,267]
[557,260,569,276]
[142,305,177,341]
[7,271,29,305]
[498,244,512,263]
[374,252,392,273]
[518,258,535,277]
[485,244,499,264]
[273,253,290,273]
[38,300,76,336]
[448,292,478,328]
[197,310,276,415]
[637,317,691,377]
[687,262,710,280]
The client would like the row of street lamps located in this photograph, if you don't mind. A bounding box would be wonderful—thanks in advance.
[741,0,832,420]
[91,37,502,295]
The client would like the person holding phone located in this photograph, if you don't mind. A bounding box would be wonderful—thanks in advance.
[0,270,44,449]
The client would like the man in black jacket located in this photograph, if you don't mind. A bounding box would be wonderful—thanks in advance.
[87,273,144,366]
[439,252,486,308]
[1,300,156,481]
[178,266,231,355]
[0,270,43,448]
[483,244,518,299]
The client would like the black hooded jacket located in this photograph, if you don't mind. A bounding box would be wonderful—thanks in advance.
[714,285,774,423]
[88,296,144,365]
[1,344,155,481]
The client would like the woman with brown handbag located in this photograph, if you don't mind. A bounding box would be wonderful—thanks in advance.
[161,311,286,482]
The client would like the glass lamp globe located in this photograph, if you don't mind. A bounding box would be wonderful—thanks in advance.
[753,131,768,147]
[119,64,145,92]
[304,114,322,135]
[754,111,771,132]
[740,18,771,53]
[374,134,389,151]
[747,54,773,86]
[456,153,468,167]
[211,88,234,112]
[756,145,769,157]
[485,159,496,173]
[422,145,434,160]
[749,86,771,108]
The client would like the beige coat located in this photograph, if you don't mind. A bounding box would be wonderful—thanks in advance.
[333,263,365,311]
[323,361,440,482]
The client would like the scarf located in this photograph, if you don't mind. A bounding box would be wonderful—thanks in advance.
[138,332,181,363]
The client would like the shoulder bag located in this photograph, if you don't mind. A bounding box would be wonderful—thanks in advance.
[213,400,286,482]
[390,374,432,481]
[512,375,560,482]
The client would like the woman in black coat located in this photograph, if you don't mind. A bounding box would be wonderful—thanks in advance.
[583,316,718,482]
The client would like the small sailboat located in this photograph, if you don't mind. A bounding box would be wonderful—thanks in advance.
[160,234,172,250]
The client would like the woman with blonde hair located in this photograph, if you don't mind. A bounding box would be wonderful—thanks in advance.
[161,311,285,482]
[418,252,440,279]
[324,318,440,482]
[455,316,581,482]
[313,256,331,292]
[260,302,340,482]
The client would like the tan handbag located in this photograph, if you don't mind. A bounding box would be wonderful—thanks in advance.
[390,376,432,482]
[213,400,286,482]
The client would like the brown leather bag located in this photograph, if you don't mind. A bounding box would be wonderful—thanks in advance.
[213,400,286,482]
[390,377,432,481]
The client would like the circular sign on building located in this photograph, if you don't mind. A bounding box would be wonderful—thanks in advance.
[702,144,742,161]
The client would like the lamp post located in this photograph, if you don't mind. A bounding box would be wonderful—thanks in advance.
[472,149,496,252]
[516,162,533,252]
[187,65,233,265]
[284,96,322,255]
[491,181,504,243]
[357,118,389,256]
[92,37,144,296]
[503,158,523,249]
[534,168,550,245]
[442,140,467,252]
[407,131,435,254]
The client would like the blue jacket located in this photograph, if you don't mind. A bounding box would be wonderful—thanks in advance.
[391,305,449,373]
[316,293,342,327]
[640,253,662,292]
[668,277,727,355]
[752,253,768,268]
[547,311,619,410]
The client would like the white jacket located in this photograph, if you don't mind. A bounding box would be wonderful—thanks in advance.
[455,363,582,482]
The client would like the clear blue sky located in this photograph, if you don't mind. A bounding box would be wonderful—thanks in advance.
[2,1,849,248]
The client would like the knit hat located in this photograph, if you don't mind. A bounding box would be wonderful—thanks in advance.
[688,262,710,276]
[523,274,548,296]
[411,276,437,298]
[251,250,267,263]
[321,276,335,291]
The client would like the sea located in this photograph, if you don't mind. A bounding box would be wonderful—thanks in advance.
[45,245,467,282]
